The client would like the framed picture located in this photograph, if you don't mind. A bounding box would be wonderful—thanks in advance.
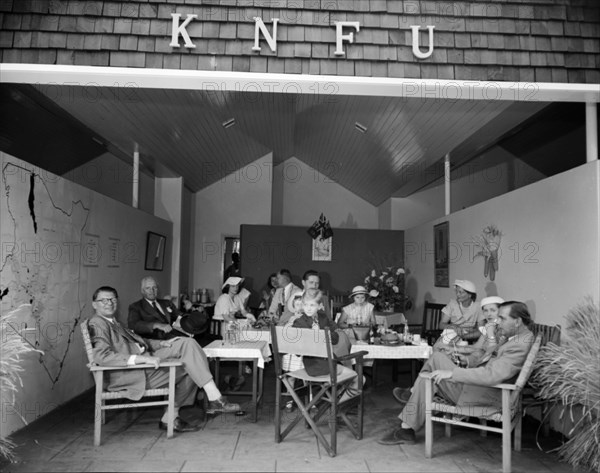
[312,236,332,261]
[434,222,449,287]
[145,232,166,271]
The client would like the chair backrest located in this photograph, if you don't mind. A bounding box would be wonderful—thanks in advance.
[509,333,542,407]
[80,319,95,366]
[271,325,335,376]
[210,318,222,336]
[331,300,345,322]
[531,323,561,347]
[421,301,445,334]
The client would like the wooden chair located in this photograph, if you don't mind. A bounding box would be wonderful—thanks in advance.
[420,301,446,345]
[330,295,345,322]
[523,323,561,436]
[421,333,542,473]
[80,320,183,446]
[210,318,222,337]
[271,325,367,457]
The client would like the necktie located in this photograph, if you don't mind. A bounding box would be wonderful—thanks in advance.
[115,322,146,353]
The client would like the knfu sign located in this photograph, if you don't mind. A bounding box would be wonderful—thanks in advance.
[170,14,436,59]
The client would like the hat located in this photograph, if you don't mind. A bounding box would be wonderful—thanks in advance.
[481,296,504,308]
[179,312,210,335]
[350,285,369,298]
[222,276,244,289]
[454,279,476,294]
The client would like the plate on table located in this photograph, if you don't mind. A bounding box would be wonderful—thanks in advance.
[381,339,402,346]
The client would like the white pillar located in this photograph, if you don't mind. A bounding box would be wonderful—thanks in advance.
[586,102,598,163]
[132,144,139,208]
[444,153,451,216]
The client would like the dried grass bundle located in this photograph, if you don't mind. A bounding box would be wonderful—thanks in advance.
[0,305,43,462]
[532,297,600,472]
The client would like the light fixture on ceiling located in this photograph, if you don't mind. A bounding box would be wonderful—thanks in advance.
[354,122,367,134]
[222,118,236,129]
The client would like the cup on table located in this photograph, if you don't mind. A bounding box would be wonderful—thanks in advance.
[413,334,421,344]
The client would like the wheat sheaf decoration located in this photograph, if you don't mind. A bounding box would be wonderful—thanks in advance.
[532,297,600,472]
[472,225,502,281]
[1,304,44,462]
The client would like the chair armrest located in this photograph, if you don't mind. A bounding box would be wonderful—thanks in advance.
[336,350,368,363]
[88,360,183,371]
[419,372,518,392]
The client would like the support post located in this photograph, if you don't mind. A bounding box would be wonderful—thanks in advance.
[444,153,450,216]
[132,144,139,208]
[586,102,598,163]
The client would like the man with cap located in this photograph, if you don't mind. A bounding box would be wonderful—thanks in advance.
[128,276,209,341]
[89,285,241,433]
[439,279,485,341]
[379,301,535,445]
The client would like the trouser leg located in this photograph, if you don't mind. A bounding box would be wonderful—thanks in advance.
[399,351,464,431]
[154,338,214,389]
[145,366,197,408]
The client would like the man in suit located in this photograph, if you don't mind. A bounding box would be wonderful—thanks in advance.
[378,301,535,445]
[128,276,207,341]
[268,269,301,325]
[286,270,331,320]
[89,285,240,433]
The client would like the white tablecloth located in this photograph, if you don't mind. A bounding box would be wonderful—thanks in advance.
[351,342,432,360]
[203,340,272,369]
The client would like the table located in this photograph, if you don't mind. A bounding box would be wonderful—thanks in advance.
[203,340,271,421]
[374,311,406,329]
[351,341,432,384]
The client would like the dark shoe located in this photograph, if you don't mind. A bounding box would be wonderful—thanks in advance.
[206,396,241,414]
[392,387,411,405]
[229,375,246,392]
[377,427,416,445]
[158,417,200,433]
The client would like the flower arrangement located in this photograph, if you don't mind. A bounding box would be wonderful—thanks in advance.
[364,267,408,312]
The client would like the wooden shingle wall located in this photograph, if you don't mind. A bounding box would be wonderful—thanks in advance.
[1,0,598,83]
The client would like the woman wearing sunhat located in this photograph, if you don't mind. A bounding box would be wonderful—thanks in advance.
[439,279,485,341]
[337,285,376,329]
[214,276,256,333]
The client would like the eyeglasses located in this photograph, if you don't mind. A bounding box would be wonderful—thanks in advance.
[95,297,117,305]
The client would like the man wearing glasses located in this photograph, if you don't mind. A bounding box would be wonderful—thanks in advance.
[88,286,240,433]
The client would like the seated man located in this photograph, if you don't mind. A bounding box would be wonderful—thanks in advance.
[286,270,331,320]
[128,276,208,341]
[89,285,240,433]
[379,301,534,445]
[269,269,300,325]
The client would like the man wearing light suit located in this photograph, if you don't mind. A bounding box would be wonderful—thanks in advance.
[378,301,535,445]
[89,285,240,433]
[268,269,301,325]
[128,276,187,340]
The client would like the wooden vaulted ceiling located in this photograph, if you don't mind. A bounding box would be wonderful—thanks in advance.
[6,83,549,206]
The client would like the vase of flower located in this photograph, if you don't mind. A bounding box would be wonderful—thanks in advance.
[382,301,394,313]
[365,266,409,312]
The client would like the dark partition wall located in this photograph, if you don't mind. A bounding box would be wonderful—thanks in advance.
[240,224,404,308]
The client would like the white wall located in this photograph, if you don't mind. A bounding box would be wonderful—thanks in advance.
[404,160,600,328]
[191,153,273,299]
[281,157,378,229]
[155,177,183,295]
[390,148,545,230]
[64,151,155,214]
[0,153,172,436]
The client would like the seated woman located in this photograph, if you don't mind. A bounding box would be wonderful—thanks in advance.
[439,279,484,341]
[435,296,504,365]
[337,285,376,328]
[213,276,256,336]
[258,273,278,313]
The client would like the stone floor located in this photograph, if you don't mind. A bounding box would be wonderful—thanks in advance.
[1,360,586,473]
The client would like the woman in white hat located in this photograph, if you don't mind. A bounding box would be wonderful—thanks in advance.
[448,296,505,367]
[214,276,256,335]
[439,279,485,341]
[337,285,376,329]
